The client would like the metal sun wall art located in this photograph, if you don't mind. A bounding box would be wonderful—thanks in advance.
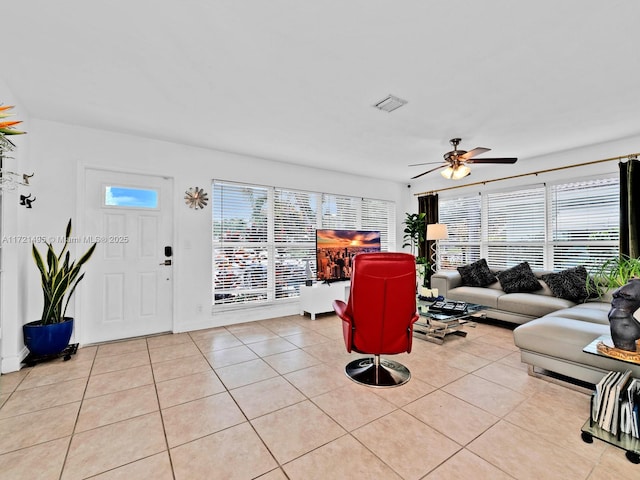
[184,186,209,210]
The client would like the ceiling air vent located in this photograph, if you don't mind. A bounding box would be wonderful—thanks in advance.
[373,95,407,112]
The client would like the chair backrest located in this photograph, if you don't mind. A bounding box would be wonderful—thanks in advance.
[346,252,417,354]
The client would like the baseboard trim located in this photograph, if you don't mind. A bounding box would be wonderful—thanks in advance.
[1,346,29,373]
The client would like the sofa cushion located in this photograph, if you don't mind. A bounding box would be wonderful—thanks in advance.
[496,262,542,293]
[457,259,496,287]
[513,316,622,370]
[497,293,575,317]
[542,266,595,303]
[545,302,611,326]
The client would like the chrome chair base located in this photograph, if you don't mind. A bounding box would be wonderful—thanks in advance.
[345,355,411,388]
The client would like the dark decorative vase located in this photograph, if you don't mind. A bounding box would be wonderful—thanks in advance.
[608,279,640,352]
[23,317,74,357]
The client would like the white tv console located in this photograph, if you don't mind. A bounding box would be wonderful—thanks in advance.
[299,281,351,320]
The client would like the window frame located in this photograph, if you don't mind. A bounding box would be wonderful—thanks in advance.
[437,173,619,272]
[212,180,396,310]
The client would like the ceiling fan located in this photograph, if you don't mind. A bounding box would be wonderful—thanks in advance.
[410,138,517,180]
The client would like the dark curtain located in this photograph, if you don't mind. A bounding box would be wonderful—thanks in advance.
[620,158,640,258]
[418,193,438,277]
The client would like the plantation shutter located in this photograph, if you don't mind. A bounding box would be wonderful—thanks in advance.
[548,176,619,271]
[438,195,481,268]
[485,186,546,269]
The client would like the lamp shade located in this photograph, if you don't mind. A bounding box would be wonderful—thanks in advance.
[426,223,448,240]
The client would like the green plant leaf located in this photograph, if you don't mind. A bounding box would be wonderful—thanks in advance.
[32,219,97,324]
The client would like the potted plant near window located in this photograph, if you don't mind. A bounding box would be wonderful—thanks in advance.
[402,212,430,289]
[23,219,96,357]
[589,254,640,297]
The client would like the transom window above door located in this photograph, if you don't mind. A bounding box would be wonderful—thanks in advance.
[104,186,159,209]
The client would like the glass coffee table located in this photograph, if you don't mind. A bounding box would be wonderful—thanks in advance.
[414,298,486,344]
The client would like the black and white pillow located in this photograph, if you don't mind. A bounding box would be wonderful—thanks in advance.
[457,258,496,287]
[543,266,594,303]
[496,261,541,293]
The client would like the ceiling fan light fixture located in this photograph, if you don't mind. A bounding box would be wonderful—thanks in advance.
[373,95,407,113]
[441,164,470,180]
[440,167,454,179]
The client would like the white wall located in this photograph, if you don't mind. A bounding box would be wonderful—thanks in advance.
[0,81,29,373]
[0,117,407,372]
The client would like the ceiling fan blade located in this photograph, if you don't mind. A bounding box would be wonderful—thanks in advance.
[408,161,444,167]
[410,164,447,180]
[466,157,518,164]
[459,147,490,160]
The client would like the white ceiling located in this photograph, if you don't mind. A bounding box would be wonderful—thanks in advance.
[3,1,639,187]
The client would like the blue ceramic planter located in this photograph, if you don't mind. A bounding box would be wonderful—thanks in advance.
[23,317,74,357]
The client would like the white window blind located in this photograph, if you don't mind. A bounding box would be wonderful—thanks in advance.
[438,175,620,272]
[485,186,546,269]
[321,194,358,229]
[362,198,396,252]
[548,176,619,271]
[439,195,481,269]
[212,182,269,305]
[274,189,318,299]
[213,181,395,308]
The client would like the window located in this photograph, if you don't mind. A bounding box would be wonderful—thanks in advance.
[362,198,396,252]
[439,195,481,269]
[548,177,619,271]
[321,194,358,229]
[212,180,395,308]
[274,189,318,300]
[485,186,546,269]
[212,183,269,305]
[438,175,619,271]
[105,186,159,208]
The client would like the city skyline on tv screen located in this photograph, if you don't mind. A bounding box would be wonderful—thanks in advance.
[316,229,381,281]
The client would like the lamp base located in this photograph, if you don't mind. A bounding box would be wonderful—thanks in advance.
[430,242,438,270]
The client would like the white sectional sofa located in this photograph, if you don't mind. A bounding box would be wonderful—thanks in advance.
[431,269,576,324]
[431,269,640,385]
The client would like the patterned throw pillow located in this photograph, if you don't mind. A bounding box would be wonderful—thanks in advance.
[496,261,542,293]
[457,259,497,287]
[543,266,594,303]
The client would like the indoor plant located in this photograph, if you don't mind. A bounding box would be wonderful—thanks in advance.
[589,254,640,297]
[23,219,96,356]
[402,212,430,289]
[402,212,426,259]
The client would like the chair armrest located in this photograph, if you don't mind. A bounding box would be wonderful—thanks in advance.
[406,312,420,353]
[333,299,354,352]
[333,299,348,319]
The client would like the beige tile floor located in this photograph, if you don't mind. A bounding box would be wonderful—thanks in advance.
[0,314,637,479]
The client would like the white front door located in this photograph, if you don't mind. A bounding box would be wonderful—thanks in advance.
[81,168,173,344]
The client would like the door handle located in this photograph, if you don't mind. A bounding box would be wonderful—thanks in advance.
[159,260,172,266]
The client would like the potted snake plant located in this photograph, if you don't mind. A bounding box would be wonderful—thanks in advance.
[23,219,96,357]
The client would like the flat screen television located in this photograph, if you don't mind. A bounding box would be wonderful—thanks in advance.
[316,229,381,282]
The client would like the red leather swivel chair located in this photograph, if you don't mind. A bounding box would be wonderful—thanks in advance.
[332,252,419,387]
